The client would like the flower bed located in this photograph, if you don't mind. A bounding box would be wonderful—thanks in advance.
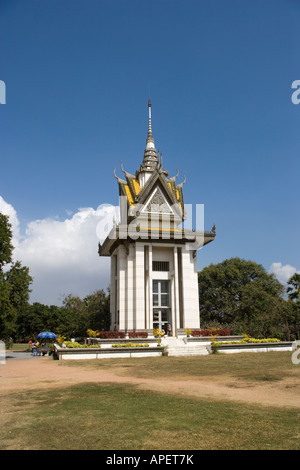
[191,329,230,337]
[64,341,101,348]
[128,332,148,338]
[86,330,149,339]
[97,331,126,339]
[54,342,161,360]
[216,336,280,345]
[112,343,150,348]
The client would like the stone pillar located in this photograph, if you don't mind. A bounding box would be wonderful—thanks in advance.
[110,254,117,330]
[146,245,153,330]
[173,246,180,336]
[118,245,127,331]
[181,248,200,329]
[126,244,134,330]
[135,243,145,330]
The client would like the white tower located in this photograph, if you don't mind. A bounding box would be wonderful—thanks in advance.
[99,101,215,335]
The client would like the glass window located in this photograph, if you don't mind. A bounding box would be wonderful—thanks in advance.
[160,281,169,294]
[161,311,169,321]
[153,310,159,322]
[160,294,169,307]
[153,281,159,293]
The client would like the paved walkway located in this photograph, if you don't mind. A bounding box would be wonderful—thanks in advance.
[3,351,37,361]
[1,356,300,409]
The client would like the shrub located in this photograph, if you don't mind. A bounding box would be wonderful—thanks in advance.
[128,332,148,338]
[97,331,126,339]
[191,329,230,337]
[57,335,66,345]
[215,335,281,345]
[86,329,99,338]
[153,328,165,337]
[111,343,149,348]
[64,341,101,348]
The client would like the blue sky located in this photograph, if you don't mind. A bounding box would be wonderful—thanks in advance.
[1,0,299,304]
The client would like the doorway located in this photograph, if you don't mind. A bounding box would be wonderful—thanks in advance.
[152,280,171,332]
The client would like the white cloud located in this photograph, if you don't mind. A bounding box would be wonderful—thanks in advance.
[269,262,300,285]
[0,196,119,305]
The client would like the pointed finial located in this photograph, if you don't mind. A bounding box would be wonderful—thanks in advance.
[137,99,159,180]
[146,99,154,145]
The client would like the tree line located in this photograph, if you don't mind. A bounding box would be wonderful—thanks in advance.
[0,212,299,344]
[198,258,300,341]
[0,213,110,345]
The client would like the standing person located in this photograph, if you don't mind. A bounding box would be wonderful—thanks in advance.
[32,341,37,356]
[167,323,172,336]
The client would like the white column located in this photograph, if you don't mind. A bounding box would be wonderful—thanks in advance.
[147,245,153,329]
[135,244,145,329]
[110,254,116,330]
[118,245,127,331]
[126,244,134,330]
[173,246,180,335]
[181,248,200,329]
[192,251,200,328]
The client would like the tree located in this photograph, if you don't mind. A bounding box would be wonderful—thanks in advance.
[6,261,32,311]
[0,213,13,270]
[0,271,16,341]
[61,290,110,337]
[15,303,48,342]
[14,290,111,342]
[287,273,300,303]
[198,257,286,338]
[84,289,110,331]
[0,213,32,342]
[15,302,70,342]
[61,294,87,337]
[285,274,300,340]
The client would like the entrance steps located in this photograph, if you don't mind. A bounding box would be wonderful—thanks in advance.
[161,336,211,356]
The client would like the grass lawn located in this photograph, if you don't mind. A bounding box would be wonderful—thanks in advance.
[58,350,300,383]
[10,343,30,351]
[1,352,299,450]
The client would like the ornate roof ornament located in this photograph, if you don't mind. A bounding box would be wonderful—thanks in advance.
[167,168,179,182]
[120,160,135,179]
[157,152,169,177]
[113,167,126,184]
[176,174,186,188]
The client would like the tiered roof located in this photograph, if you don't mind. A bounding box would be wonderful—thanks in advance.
[113,100,186,221]
[99,100,216,256]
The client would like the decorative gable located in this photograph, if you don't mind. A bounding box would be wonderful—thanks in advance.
[143,187,173,214]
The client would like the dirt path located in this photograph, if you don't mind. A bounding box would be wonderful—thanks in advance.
[1,357,300,409]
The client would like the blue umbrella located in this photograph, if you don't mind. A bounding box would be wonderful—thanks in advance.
[37,331,57,339]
